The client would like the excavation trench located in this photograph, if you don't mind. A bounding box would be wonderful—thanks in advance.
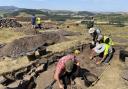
[0,43,86,89]
[35,44,108,89]
[0,43,118,89]
[0,33,118,89]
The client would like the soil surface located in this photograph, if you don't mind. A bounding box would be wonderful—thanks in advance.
[89,47,128,89]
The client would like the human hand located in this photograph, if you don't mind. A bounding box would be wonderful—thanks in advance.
[59,84,64,89]
[96,61,102,64]
[89,56,93,60]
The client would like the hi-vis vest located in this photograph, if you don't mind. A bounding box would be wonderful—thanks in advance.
[104,43,110,56]
[103,36,114,46]
[36,17,41,24]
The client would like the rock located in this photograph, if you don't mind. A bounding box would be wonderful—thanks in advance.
[7,80,21,88]
[0,76,6,84]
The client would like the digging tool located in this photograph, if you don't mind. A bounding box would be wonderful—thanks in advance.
[45,80,56,89]
[90,64,110,86]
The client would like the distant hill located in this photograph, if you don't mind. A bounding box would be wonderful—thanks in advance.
[77,11,95,16]
[0,6,20,16]
[0,6,97,21]
[0,6,19,12]
[3,9,49,17]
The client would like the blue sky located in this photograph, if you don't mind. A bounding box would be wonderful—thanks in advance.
[0,0,127,12]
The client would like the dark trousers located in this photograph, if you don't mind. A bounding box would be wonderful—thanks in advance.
[61,64,78,89]
[104,53,113,63]
[38,24,42,29]
[98,52,113,63]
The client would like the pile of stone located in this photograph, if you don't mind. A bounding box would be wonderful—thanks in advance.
[0,18,22,28]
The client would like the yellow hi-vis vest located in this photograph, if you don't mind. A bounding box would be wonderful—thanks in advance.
[104,44,110,56]
[103,36,114,46]
[36,17,41,24]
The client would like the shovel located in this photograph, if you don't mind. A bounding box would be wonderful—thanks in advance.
[45,80,56,89]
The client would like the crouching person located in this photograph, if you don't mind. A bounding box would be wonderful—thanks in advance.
[88,27,101,49]
[54,50,80,89]
[90,42,113,64]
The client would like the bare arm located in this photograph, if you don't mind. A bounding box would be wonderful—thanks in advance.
[54,71,64,89]
[97,55,106,64]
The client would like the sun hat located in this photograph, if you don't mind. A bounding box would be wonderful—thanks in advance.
[88,27,96,34]
[93,43,105,54]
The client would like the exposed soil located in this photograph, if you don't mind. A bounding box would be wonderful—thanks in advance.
[89,47,128,89]
[35,45,107,89]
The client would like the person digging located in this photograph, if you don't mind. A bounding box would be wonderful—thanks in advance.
[54,50,80,89]
[90,39,113,64]
[88,27,101,49]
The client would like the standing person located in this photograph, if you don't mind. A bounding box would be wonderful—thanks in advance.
[54,50,80,89]
[36,16,42,29]
[31,14,36,29]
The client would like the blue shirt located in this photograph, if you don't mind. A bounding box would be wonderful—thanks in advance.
[31,16,36,25]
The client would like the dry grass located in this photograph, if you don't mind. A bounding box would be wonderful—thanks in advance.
[96,25,128,35]
[0,28,25,43]
[0,56,29,75]
[95,25,128,46]
[47,35,89,53]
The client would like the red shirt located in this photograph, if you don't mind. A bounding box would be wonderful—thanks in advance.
[54,54,78,78]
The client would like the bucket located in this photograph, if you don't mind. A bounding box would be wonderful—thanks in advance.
[26,51,36,61]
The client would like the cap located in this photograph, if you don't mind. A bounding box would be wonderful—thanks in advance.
[88,27,96,34]
[65,60,74,72]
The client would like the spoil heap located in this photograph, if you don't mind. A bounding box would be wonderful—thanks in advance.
[0,18,22,28]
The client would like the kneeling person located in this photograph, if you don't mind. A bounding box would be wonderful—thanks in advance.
[54,50,80,89]
[90,42,113,64]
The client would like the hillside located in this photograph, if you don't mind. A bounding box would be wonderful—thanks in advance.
[3,9,49,17]
[0,6,95,18]
[0,6,20,16]
[0,6,19,12]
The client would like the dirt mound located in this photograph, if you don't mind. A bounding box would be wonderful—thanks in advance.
[0,32,67,58]
[0,18,22,28]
